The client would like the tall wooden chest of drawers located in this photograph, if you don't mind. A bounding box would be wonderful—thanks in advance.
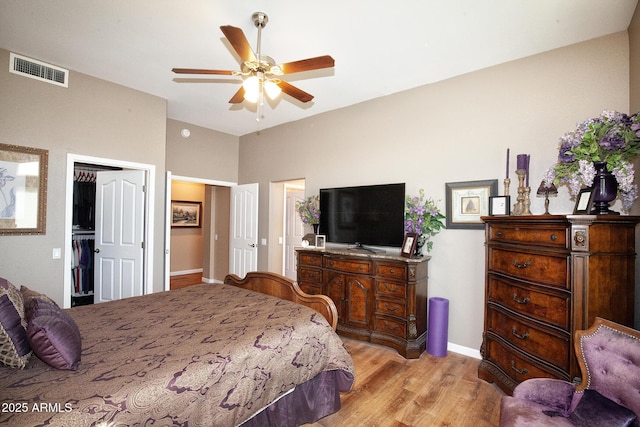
[296,248,429,359]
[478,215,639,394]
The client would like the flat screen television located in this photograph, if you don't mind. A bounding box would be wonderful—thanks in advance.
[319,183,405,248]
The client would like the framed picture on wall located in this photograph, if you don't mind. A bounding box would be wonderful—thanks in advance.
[171,200,202,227]
[0,143,48,235]
[445,179,498,229]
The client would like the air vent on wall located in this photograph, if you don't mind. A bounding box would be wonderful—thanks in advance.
[9,52,68,88]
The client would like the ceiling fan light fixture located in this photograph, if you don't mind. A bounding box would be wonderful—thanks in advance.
[264,79,281,100]
[172,11,335,110]
[242,75,260,103]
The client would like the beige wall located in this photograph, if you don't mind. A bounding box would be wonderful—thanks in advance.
[238,32,631,351]
[631,4,640,112]
[0,48,168,305]
[166,119,239,182]
[204,186,230,283]
[170,181,205,273]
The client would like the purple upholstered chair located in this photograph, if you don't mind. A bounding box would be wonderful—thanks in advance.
[499,317,640,426]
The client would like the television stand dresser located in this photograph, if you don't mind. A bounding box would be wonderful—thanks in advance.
[479,214,639,394]
[296,248,429,359]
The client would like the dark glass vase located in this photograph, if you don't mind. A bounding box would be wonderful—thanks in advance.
[590,161,619,215]
[312,223,319,234]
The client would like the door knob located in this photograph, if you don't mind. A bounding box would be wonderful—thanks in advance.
[94,248,101,253]
[249,243,256,248]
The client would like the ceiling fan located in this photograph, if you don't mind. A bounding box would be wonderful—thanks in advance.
[172,12,335,106]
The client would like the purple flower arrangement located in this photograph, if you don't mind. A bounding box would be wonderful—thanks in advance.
[295,195,320,225]
[405,189,445,253]
[544,110,640,212]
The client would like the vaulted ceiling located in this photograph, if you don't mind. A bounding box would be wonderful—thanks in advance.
[0,1,637,136]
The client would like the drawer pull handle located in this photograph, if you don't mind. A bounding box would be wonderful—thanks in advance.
[384,303,399,312]
[384,321,399,330]
[359,265,364,271]
[389,269,394,274]
[510,360,528,375]
[512,293,530,305]
[511,327,529,340]
[384,284,398,292]
[496,231,503,237]
[550,234,557,241]
[513,259,531,269]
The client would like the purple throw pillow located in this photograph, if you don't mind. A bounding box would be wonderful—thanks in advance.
[0,278,31,368]
[26,298,81,370]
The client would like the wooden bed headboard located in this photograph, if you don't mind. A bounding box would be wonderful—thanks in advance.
[223,271,338,330]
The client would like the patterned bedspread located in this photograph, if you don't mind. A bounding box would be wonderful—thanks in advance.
[0,284,355,426]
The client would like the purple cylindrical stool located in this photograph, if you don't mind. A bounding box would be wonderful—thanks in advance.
[427,297,449,357]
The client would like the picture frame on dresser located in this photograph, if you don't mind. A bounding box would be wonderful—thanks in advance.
[573,188,594,214]
[315,235,326,249]
[400,233,418,257]
[0,143,48,235]
[489,195,510,216]
[445,179,498,229]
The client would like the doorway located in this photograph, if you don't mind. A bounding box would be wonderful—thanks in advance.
[283,183,305,279]
[63,154,156,309]
[165,174,236,290]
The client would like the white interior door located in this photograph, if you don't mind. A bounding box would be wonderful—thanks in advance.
[164,171,172,291]
[284,187,304,279]
[94,170,145,303]
[229,183,258,277]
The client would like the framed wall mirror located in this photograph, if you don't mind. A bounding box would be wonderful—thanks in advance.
[0,144,48,235]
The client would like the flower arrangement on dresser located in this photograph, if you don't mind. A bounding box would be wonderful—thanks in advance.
[543,110,640,213]
[405,189,445,254]
[296,195,320,230]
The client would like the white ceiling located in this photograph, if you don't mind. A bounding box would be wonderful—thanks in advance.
[0,1,637,136]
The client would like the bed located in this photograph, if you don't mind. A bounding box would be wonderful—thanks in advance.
[0,272,355,426]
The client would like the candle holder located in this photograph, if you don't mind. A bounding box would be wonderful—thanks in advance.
[512,169,532,216]
[503,178,510,197]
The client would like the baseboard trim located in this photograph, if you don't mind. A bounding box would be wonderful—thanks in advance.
[447,342,481,359]
[170,269,203,276]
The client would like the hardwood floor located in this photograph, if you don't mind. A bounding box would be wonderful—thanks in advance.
[309,338,504,427]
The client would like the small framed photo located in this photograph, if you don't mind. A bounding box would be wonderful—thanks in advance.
[400,233,419,258]
[574,188,594,214]
[489,196,511,216]
[315,235,326,249]
[445,179,499,229]
[171,200,202,227]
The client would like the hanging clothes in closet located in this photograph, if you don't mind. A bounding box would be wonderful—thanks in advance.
[73,169,96,230]
[72,234,94,295]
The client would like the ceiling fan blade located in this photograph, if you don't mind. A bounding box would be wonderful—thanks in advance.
[220,25,256,63]
[172,68,234,75]
[228,87,245,104]
[277,81,314,103]
[279,55,335,74]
